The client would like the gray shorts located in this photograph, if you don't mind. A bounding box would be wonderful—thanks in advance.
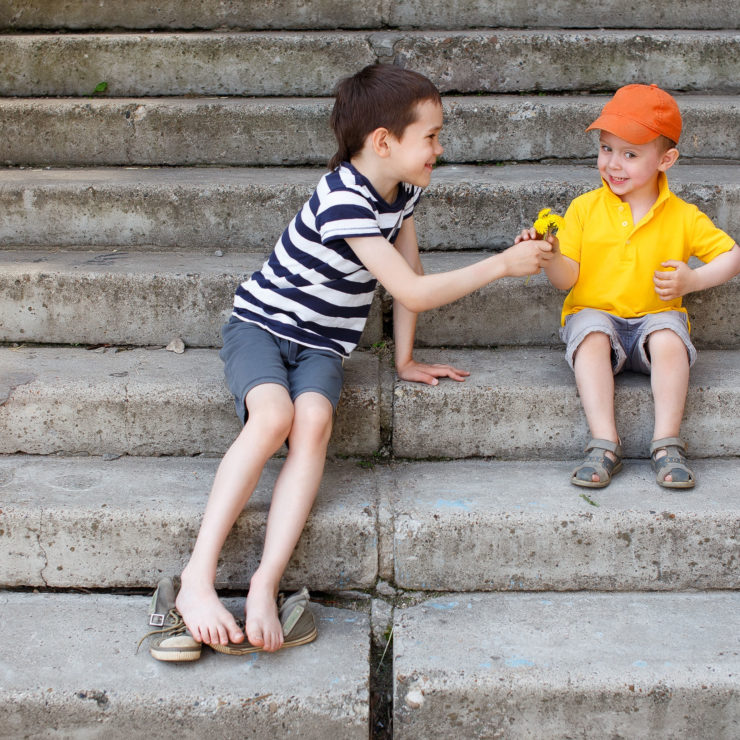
[220,317,344,425]
[560,308,696,375]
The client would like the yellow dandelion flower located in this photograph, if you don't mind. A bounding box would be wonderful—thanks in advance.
[532,208,564,238]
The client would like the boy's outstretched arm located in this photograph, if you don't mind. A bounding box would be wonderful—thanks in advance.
[347,221,548,314]
[390,217,470,385]
[654,243,740,301]
[515,227,579,290]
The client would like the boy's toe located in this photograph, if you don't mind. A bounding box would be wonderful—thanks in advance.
[246,623,265,648]
[228,624,245,643]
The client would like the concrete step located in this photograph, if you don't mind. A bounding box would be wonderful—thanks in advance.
[1,164,737,251]
[2,454,738,592]
[1,31,738,96]
[391,347,740,459]
[387,459,740,592]
[0,456,378,591]
[393,591,740,738]
[0,250,383,348]
[0,591,369,739]
[2,346,738,459]
[2,0,735,30]
[2,250,738,350]
[2,94,738,166]
[1,346,384,457]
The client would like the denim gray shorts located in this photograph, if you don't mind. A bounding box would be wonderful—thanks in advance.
[220,317,344,425]
[560,308,696,375]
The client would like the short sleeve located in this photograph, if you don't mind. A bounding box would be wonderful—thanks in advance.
[315,189,382,244]
[687,206,735,263]
[557,199,583,264]
[402,185,423,218]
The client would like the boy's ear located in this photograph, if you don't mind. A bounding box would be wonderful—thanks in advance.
[658,146,679,172]
[370,127,393,158]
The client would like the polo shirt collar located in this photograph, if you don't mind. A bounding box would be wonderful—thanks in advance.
[600,171,672,213]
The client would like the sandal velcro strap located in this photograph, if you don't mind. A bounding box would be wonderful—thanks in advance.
[585,438,622,457]
[649,436,686,456]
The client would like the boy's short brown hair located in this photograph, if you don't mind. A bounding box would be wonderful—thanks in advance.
[328,64,442,170]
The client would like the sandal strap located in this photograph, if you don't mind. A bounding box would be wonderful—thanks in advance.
[585,438,622,457]
[650,436,686,456]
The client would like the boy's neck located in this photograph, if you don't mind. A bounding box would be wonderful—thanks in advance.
[612,174,661,224]
[350,154,400,204]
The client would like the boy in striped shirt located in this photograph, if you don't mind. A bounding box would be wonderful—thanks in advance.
[174,64,550,656]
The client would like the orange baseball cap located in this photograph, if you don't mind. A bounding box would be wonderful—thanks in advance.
[586,83,682,144]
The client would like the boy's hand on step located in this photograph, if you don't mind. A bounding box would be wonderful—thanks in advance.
[396,358,470,386]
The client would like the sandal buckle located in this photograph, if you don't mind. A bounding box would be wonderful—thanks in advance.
[149,612,166,627]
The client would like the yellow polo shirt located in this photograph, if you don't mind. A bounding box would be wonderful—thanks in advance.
[558,172,735,326]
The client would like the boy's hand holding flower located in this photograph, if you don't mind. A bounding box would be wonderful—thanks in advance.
[514,208,564,281]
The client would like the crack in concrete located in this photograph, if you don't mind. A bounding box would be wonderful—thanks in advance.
[37,507,50,588]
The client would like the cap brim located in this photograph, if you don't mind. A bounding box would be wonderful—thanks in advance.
[586,113,659,145]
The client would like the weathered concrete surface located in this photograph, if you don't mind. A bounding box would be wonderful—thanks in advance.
[0,33,376,97]
[2,95,738,166]
[388,30,740,94]
[389,459,740,591]
[0,250,382,348]
[1,164,737,251]
[391,347,740,459]
[393,592,740,739]
[0,456,378,590]
[0,592,369,739]
[4,250,736,349]
[0,0,385,30]
[2,0,736,30]
[0,347,381,456]
[0,31,738,96]
[388,0,740,29]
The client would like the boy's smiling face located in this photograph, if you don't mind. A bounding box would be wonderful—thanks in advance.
[597,130,677,205]
[388,99,444,189]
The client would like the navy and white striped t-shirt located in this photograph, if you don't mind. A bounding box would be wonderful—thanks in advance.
[232,162,422,357]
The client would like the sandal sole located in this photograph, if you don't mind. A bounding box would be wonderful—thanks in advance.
[150,647,202,661]
[209,626,318,655]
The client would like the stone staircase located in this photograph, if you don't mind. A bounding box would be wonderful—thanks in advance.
[1,2,738,737]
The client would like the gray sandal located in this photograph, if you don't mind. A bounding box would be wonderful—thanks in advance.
[650,437,695,489]
[210,587,318,656]
[571,438,623,489]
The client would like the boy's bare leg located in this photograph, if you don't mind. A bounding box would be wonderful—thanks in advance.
[177,383,294,646]
[245,391,334,652]
[648,329,690,483]
[573,331,620,483]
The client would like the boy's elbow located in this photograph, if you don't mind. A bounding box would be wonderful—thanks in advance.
[396,294,427,313]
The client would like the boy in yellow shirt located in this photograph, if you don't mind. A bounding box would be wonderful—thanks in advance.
[518,84,740,489]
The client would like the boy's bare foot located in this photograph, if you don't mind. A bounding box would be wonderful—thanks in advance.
[245,572,283,652]
[176,571,244,646]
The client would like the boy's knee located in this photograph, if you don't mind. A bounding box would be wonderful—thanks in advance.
[647,328,688,361]
[574,330,612,359]
[249,398,295,441]
[291,396,334,447]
